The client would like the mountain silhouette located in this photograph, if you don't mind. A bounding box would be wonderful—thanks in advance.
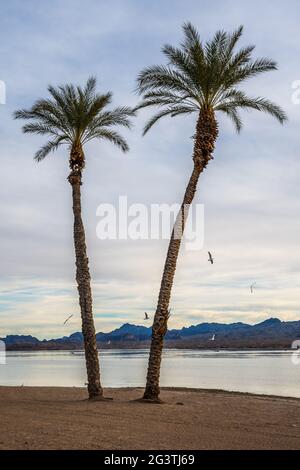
[2,317,300,350]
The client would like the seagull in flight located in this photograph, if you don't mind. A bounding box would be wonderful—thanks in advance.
[250,282,257,294]
[63,314,74,325]
[144,312,149,320]
[208,252,214,265]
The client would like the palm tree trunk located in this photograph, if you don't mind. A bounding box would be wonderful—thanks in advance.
[143,108,218,401]
[68,169,103,399]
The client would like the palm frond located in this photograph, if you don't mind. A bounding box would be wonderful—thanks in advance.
[22,122,63,137]
[217,105,243,133]
[226,25,244,56]
[182,22,202,53]
[137,65,198,97]
[216,91,287,124]
[142,107,194,135]
[91,129,129,152]
[14,77,134,162]
[34,136,67,162]
[136,22,286,133]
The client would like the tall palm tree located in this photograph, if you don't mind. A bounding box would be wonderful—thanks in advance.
[14,77,134,400]
[136,24,287,402]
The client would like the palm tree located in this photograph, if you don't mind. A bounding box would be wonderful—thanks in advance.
[14,77,134,400]
[136,24,287,402]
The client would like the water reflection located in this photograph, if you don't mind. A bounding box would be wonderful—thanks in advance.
[1,349,299,398]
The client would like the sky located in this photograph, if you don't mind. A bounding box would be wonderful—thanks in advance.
[0,0,300,338]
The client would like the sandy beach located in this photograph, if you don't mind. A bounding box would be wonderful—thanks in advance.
[0,386,299,450]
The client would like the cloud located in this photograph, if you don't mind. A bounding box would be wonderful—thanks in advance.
[1,0,300,337]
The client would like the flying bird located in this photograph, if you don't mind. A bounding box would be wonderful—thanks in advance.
[63,314,74,325]
[144,312,149,320]
[208,252,214,265]
[250,282,256,294]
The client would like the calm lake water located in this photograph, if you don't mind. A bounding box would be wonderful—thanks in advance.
[1,349,300,398]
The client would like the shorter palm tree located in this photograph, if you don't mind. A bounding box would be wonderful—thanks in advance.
[14,77,135,399]
[136,23,287,402]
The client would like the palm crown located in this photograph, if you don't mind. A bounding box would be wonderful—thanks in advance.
[14,77,135,168]
[136,23,287,134]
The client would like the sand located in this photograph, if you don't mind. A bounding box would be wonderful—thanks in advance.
[0,386,299,450]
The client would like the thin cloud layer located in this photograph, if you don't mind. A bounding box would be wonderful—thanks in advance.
[0,0,299,337]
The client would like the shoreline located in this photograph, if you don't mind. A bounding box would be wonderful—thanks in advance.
[1,386,299,450]
[1,384,300,401]
[5,346,296,351]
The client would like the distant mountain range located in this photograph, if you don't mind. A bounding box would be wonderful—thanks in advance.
[2,318,300,350]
